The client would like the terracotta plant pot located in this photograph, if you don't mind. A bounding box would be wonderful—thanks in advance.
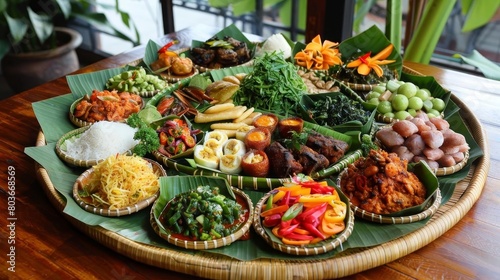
[1,27,82,93]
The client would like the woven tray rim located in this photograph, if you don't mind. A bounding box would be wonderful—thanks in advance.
[34,66,490,279]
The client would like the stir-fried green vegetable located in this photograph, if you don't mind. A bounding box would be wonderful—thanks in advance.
[307,94,370,127]
[234,51,307,116]
[160,185,244,241]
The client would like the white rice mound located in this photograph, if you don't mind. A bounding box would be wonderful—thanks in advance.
[66,121,139,161]
[257,33,292,59]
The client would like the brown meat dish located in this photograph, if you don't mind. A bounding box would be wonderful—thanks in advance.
[265,142,303,178]
[339,149,426,215]
[306,132,349,164]
[294,145,329,175]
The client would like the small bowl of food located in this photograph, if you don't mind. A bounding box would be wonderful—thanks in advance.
[189,34,255,72]
[253,177,354,255]
[277,117,304,138]
[73,155,165,216]
[56,121,139,168]
[150,176,253,250]
[69,89,143,127]
[337,149,441,224]
[252,113,279,134]
[243,127,272,151]
[375,114,470,176]
[105,67,169,98]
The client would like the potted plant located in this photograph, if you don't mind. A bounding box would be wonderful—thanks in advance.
[0,0,140,93]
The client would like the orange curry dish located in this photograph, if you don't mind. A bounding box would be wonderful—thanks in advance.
[73,90,142,123]
[339,149,426,215]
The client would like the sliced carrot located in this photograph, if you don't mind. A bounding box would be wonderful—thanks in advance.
[292,227,310,235]
[272,226,282,238]
[260,204,289,217]
[282,237,311,246]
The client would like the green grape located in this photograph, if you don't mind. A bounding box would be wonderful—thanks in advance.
[394,110,412,120]
[367,98,380,106]
[372,85,386,94]
[397,82,417,98]
[366,91,381,100]
[391,94,409,111]
[386,80,400,92]
[377,100,393,114]
[415,89,430,101]
[408,96,424,110]
[431,98,446,112]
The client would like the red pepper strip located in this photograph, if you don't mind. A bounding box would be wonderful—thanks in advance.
[287,196,298,205]
[281,232,314,241]
[280,219,292,228]
[278,190,291,206]
[296,203,327,222]
[157,40,178,54]
[278,223,299,237]
[302,223,326,240]
[260,204,289,217]
[262,213,282,228]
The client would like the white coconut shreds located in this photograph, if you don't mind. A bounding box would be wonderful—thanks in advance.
[256,33,292,59]
[65,121,139,161]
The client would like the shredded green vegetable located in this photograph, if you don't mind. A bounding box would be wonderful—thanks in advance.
[234,51,306,116]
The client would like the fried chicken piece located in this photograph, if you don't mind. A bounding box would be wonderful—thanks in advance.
[265,142,303,178]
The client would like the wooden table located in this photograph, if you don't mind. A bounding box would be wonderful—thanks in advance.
[1,24,499,279]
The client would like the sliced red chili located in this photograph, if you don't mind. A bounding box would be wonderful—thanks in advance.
[278,190,291,206]
[302,223,326,240]
[281,232,314,241]
[296,203,327,222]
[157,40,178,54]
[278,223,299,237]
[262,213,281,228]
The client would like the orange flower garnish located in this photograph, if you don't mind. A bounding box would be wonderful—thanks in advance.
[294,35,342,70]
[346,44,396,77]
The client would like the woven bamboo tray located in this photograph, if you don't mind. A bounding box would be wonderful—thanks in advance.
[34,68,490,279]
[34,94,489,279]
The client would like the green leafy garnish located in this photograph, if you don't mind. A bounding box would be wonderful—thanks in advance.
[281,129,310,151]
[308,94,370,127]
[360,134,379,156]
[127,113,160,157]
[234,51,307,116]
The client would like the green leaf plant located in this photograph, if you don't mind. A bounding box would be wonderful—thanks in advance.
[0,0,140,61]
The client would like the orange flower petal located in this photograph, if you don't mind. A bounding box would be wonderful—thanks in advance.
[372,65,384,77]
[371,44,394,61]
[311,35,322,45]
[347,60,361,68]
[374,59,396,65]
[357,64,371,76]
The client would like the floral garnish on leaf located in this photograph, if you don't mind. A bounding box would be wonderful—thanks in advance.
[346,44,395,77]
[294,35,342,70]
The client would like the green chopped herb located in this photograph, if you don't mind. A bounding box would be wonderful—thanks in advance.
[234,51,307,116]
